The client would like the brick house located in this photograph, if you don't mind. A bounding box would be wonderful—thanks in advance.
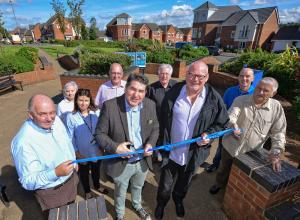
[30,23,42,42]
[271,26,300,52]
[192,1,241,46]
[132,23,150,39]
[175,27,184,42]
[106,13,133,41]
[192,1,279,50]
[146,23,163,42]
[221,7,279,50]
[179,27,193,42]
[159,24,177,44]
[39,15,75,40]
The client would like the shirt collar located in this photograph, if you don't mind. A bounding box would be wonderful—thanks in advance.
[182,85,206,99]
[109,80,126,89]
[28,118,55,134]
[251,95,271,110]
[239,85,255,94]
[125,98,143,112]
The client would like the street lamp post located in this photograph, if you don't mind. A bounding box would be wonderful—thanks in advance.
[9,0,20,37]
[165,12,168,45]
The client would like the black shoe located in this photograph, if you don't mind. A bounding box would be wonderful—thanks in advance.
[205,164,218,173]
[209,184,221,195]
[136,207,151,220]
[175,202,185,217]
[154,205,165,220]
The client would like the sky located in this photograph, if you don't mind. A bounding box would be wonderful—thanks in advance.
[0,0,299,31]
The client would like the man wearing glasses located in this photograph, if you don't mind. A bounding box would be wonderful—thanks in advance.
[154,61,229,219]
[95,63,127,108]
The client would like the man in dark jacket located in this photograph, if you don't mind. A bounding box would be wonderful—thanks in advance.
[154,61,229,219]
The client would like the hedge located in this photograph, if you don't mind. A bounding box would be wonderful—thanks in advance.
[80,53,131,76]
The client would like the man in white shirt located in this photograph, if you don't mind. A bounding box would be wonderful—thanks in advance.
[95,63,126,108]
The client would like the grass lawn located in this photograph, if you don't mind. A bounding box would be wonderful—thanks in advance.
[39,45,124,58]
[0,45,22,57]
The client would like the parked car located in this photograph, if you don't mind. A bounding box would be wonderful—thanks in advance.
[205,46,222,56]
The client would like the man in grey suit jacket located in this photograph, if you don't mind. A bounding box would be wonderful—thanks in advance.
[95,74,159,220]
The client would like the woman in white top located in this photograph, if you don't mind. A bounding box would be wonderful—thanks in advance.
[57,81,78,124]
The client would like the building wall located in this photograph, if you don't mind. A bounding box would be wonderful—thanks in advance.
[52,20,74,40]
[204,23,219,45]
[220,26,235,48]
[33,24,42,41]
[137,25,150,39]
[108,25,132,41]
[272,40,300,52]
[150,31,162,42]
[257,10,279,50]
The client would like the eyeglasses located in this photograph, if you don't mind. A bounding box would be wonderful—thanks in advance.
[187,72,207,80]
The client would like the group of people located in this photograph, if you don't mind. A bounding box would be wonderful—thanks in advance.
[10,60,286,220]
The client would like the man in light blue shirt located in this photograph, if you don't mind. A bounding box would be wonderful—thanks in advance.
[11,94,78,211]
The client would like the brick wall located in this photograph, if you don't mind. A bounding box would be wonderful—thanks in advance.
[13,63,55,85]
[220,26,235,48]
[204,23,219,45]
[223,149,300,220]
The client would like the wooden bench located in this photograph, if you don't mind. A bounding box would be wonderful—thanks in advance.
[39,56,52,70]
[0,75,23,92]
[48,195,108,220]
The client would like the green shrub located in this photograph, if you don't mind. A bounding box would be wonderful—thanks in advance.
[16,46,38,63]
[147,50,174,64]
[80,53,131,76]
[176,45,209,62]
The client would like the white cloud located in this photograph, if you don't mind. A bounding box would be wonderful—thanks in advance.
[254,0,269,5]
[139,4,194,28]
[280,6,300,23]
[230,0,240,4]
[0,0,15,3]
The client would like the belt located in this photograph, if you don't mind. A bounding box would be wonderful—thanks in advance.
[52,172,74,190]
[128,159,142,164]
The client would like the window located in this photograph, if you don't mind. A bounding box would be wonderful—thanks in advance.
[244,25,249,38]
[122,29,128,36]
[192,28,197,38]
[239,42,246,49]
[231,31,235,39]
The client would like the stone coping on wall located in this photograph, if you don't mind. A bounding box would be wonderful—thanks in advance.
[234,148,300,193]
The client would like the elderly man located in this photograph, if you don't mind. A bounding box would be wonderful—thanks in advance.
[147,64,177,162]
[155,61,229,219]
[11,95,78,212]
[95,74,159,220]
[205,67,255,173]
[209,77,286,194]
[95,63,126,108]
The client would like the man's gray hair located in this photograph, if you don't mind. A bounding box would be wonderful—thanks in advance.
[260,77,279,93]
[27,95,35,112]
[158,64,173,76]
[63,81,78,97]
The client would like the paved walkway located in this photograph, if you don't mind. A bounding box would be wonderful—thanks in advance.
[0,52,227,220]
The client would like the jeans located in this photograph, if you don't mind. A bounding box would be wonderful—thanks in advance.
[113,160,148,219]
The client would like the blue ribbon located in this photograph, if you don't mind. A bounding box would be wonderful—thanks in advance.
[72,128,237,164]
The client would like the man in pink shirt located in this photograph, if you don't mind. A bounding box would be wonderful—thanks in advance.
[95,63,127,108]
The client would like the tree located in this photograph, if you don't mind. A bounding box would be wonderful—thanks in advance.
[89,17,97,40]
[51,0,67,37]
[67,0,85,39]
[81,23,89,40]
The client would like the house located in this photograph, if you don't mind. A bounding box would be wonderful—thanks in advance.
[159,24,177,44]
[132,23,151,39]
[271,26,300,52]
[192,1,279,50]
[41,15,75,41]
[179,27,193,42]
[175,27,184,42]
[192,1,241,46]
[96,30,112,42]
[106,13,133,41]
[221,7,279,50]
[146,23,163,42]
[30,24,42,42]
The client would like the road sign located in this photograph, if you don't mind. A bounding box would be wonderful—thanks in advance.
[117,52,146,68]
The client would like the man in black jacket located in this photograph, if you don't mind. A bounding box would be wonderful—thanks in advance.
[155,61,229,219]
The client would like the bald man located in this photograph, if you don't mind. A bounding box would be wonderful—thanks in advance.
[11,94,78,212]
[155,61,229,219]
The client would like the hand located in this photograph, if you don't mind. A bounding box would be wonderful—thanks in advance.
[144,144,153,157]
[76,152,85,159]
[197,133,210,146]
[55,160,74,177]
[233,124,241,138]
[271,156,281,172]
[116,141,133,158]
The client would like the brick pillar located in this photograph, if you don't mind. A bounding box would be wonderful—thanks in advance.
[223,149,300,220]
[172,60,186,78]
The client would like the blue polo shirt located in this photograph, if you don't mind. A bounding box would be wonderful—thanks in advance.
[223,85,255,109]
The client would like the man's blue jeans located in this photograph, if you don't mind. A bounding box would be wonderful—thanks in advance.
[113,160,148,219]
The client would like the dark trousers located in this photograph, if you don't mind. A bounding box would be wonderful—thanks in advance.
[156,159,194,207]
[216,148,234,187]
[79,161,101,193]
[211,138,223,167]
